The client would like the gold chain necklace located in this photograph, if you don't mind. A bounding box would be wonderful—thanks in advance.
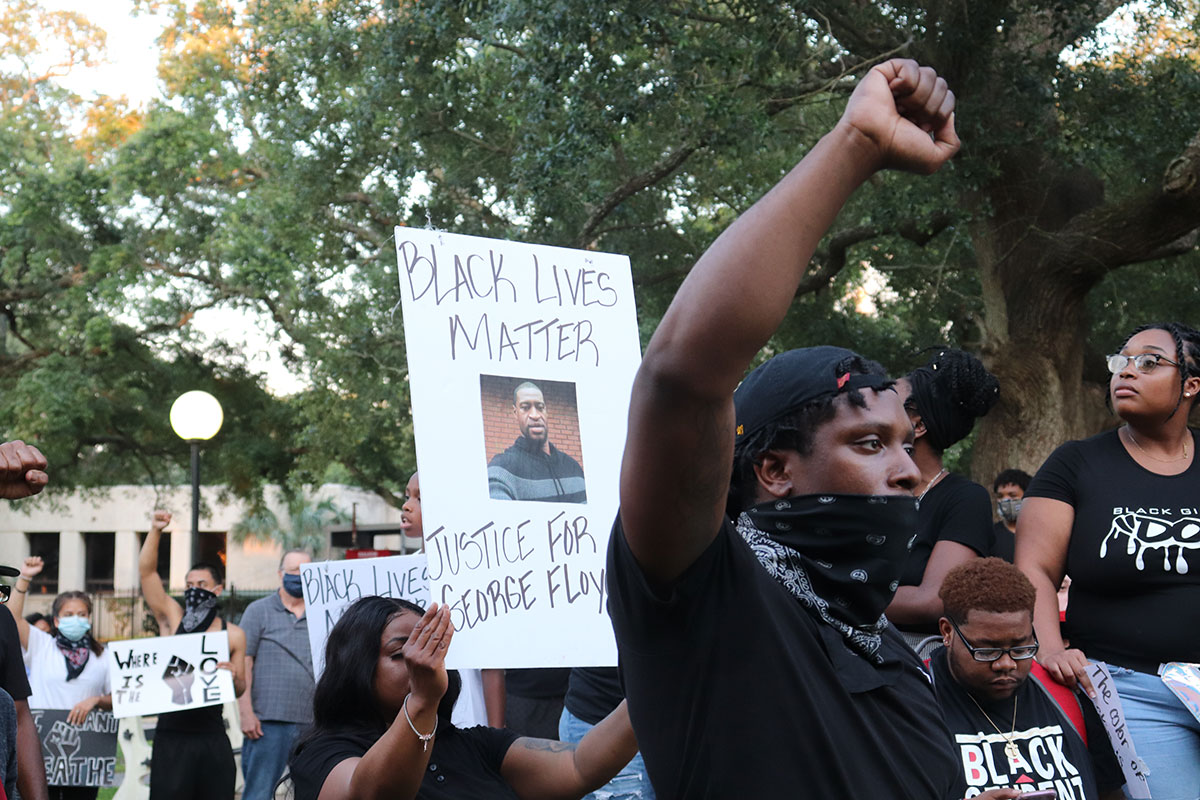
[1124,426,1190,463]
[966,691,1020,767]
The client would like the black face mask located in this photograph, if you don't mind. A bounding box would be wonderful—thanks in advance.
[738,493,918,661]
[179,586,219,634]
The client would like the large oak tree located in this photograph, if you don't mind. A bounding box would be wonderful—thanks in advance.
[5,0,1199,503]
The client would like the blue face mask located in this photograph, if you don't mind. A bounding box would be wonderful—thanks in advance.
[282,573,304,598]
[57,616,91,642]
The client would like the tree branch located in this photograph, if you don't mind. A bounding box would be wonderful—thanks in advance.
[575,142,702,248]
[815,3,910,59]
[798,212,955,295]
[1005,0,1127,60]
[1040,125,1200,280]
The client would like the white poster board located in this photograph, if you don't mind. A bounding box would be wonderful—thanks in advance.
[301,554,431,676]
[396,228,641,668]
[106,632,234,718]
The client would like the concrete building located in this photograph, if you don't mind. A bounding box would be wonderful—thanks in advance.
[0,483,419,638]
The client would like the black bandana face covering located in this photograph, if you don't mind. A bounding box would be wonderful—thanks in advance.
[737,493,918,662]
[179,586,219,634]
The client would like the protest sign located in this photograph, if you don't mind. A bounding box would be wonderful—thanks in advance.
[396,228,640,668]
[301,553,431,676]
[31,709,118,787]
[106,631,235,718]
[1086,661,1152,799]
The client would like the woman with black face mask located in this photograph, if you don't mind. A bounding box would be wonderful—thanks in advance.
[885,348,1000,649]
[138,509,247,800]
[10,557,110,800]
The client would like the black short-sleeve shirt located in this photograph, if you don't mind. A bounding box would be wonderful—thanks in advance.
[1026,429,1200,667]
[991,520,1016,562]
[930,649,1123,799]
[900,473,994,588]
[0,605,31,702]
[289,724,519,800]
[607,515,958,798]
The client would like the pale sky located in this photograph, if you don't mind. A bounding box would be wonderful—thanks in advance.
[41,0,167,107]
[38,1,310,396]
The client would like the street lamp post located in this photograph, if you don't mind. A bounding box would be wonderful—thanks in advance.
[170,391,224,568]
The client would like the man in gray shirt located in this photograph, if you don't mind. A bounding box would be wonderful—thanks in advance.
[237,549,314,800]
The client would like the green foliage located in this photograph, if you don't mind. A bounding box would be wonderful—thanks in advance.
[230,493,348,554]
[3,0,1199,499]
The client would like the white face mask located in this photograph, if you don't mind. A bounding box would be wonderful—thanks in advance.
[56,615,91,642]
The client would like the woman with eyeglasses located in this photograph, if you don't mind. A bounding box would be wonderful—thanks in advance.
[9,556,111,800]
[1017,321,1200,800]
[886,348,1001,649]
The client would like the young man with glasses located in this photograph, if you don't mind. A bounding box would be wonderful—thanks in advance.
[930,558,1123,800]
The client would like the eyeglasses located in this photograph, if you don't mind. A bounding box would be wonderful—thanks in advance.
[1107,353,1181,375]
[948,617,1038,662]
[0,584,9,604]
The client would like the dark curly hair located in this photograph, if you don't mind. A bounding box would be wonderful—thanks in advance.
[939,557,1036,622]
[992,469,1032,493]
[1115,322,1200,418]
[905,348,1000,452]
[728,353,892,515]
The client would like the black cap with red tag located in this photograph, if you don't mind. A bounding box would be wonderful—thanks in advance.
[733,346,893,441]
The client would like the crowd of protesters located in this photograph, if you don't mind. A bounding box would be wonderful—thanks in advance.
[0,59,1197,800]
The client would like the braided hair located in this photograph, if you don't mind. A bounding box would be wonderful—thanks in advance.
[904,349,1000,452]
[1119,322,1200,417]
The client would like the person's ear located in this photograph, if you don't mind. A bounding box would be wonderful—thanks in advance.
[911,414,928,439]
[1184,374,1200,400]
[938,617,953,647]
[752,450,796,499]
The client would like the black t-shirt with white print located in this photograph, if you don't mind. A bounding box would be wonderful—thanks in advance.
[930,648,1122,800]
[1026,428,1200,668]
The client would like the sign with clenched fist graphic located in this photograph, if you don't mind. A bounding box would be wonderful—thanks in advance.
[31,709,119,786]
[105,631,235,718]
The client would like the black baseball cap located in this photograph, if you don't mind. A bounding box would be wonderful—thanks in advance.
[0,565,19,578]
[733,346,894,440]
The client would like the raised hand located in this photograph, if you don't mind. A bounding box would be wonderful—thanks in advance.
[0,440,48,500]
[839,58,959,175]
[151,510,171,531]
[19,556,44,580]
[401,603,453,709]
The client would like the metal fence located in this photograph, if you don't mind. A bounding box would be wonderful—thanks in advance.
[77,586,278,642]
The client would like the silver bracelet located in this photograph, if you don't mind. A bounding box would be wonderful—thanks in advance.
[402,693,437,752]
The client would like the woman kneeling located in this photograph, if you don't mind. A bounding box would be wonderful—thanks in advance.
[288,596,638,800]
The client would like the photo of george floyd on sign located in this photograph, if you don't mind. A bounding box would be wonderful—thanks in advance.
[301,553,431,676]
[106,631,235,718]
[32,709,119,787]
[396,227,640,668]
